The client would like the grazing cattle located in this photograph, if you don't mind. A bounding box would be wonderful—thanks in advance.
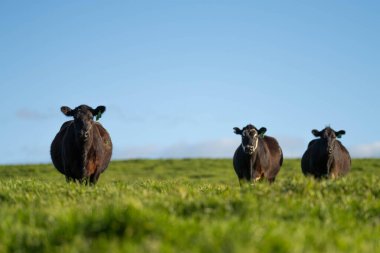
[50,105,112,184]
[233,124,283,184]
[301,127,351,179]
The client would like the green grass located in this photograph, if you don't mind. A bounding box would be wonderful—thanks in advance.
[1,159,379,253]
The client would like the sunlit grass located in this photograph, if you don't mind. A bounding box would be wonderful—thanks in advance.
[0,159,379,252]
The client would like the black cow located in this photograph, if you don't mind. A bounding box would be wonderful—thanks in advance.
[301,127,351,178]
[233,124,283,184]
[50,105,113,184]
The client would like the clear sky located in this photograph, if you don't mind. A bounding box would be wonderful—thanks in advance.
[1,1,379,164]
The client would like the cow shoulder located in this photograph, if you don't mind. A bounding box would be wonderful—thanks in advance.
[93,122,109,139]
[262,136,280,151]
[306,139,326,156]
[307,139,318,148]
[335,140,350,157]
[60,120,73,131]
[93,122,112,149]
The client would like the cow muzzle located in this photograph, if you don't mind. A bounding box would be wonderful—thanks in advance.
[244,145,255,155]
[327,140,335,154]
[80,130,90,141]
[242,137,259,155]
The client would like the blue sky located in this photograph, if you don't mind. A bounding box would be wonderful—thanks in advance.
[1,1,379,164]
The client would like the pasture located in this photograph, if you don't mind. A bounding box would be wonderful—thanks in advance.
[0,159,379,253]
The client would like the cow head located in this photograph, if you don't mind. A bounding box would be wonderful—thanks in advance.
[61,105,106,143]
[312,127,345,154]
[234,124,266,155]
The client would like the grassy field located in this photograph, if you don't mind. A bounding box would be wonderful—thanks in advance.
[0,159,379,253]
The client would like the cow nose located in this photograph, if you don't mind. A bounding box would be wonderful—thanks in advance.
[80,130,89,139]
[246,145,254,153]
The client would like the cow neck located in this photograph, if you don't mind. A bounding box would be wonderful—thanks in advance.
[326,143,335,176]
[328,139,336,154]
[248,149,258,164]
[81,123,101,163]
[72,123,95,163]
[249,142,260,181]
[253,137,259,152]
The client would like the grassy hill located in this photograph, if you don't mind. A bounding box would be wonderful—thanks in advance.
[0,159,379,253]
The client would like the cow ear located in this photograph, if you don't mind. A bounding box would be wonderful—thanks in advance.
[336,130,346,139]
[258,127,267,138]
[233,127,242,135]
[312,129,320,137]
[93,106,106,121]
[61,106,73,116]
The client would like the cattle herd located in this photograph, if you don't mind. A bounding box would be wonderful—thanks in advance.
[232,124,351,184]
[50,104,351,185]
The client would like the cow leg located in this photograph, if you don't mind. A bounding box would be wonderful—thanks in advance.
[253,170,263,182]
[66,177,77,183]
[264,169,276,184]
[82,177,91,185]
[65,172,74,183]
[89,173,100,185]
[63,166,71,183]
[238,178,254,187]
[327,156,335,177]
[329,168,338,179]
